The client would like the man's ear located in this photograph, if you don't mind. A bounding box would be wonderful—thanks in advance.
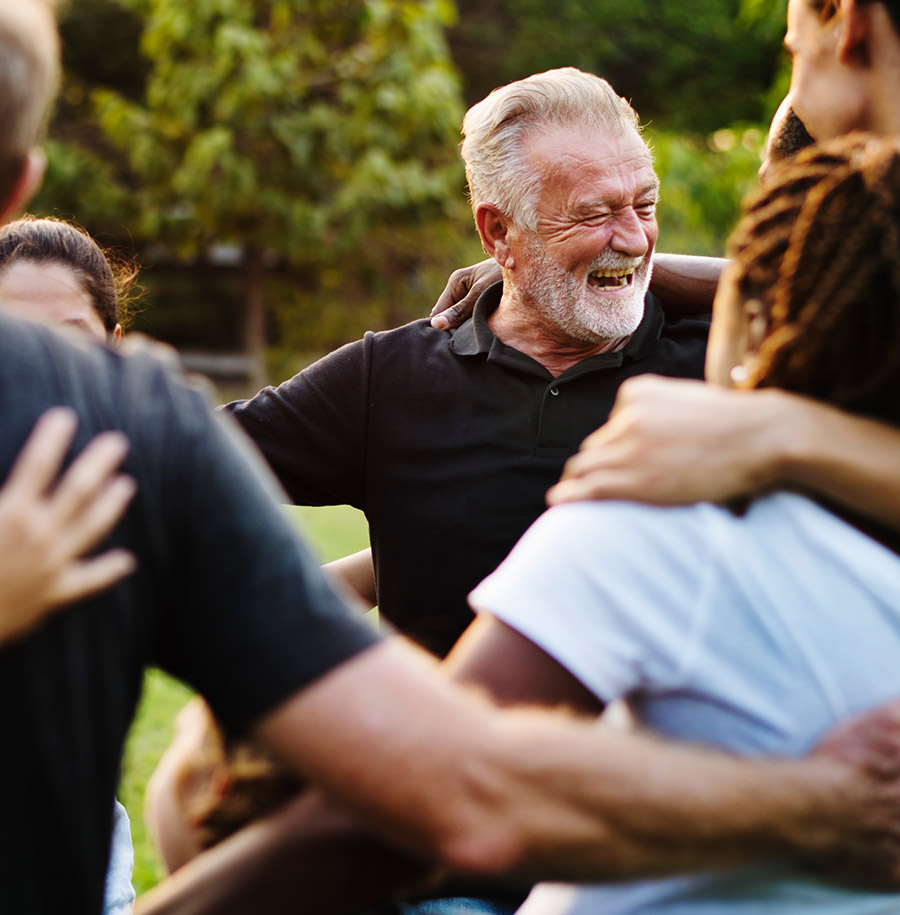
[0,149,47,223]
[476,204,516,269]
[837,0,874,66]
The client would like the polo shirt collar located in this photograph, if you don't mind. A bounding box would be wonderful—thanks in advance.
[449,280,666,371]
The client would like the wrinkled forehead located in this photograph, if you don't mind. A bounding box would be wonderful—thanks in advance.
[526,124,655,181]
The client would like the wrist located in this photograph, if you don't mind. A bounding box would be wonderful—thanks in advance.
[767,755,858,859]
[742,388,806,493]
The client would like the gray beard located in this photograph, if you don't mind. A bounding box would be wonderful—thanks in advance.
[522,239,651,343]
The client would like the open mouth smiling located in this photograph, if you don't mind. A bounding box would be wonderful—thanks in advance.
[588,267,634,290]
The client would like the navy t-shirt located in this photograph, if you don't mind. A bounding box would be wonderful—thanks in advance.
[0,314,380,914]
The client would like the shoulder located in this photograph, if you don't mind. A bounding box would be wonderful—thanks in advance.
[0,316,205,448]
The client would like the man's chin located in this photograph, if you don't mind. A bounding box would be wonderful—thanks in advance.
[583,287,646,339]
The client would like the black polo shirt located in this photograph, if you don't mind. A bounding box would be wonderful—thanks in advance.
[227,282,710,656]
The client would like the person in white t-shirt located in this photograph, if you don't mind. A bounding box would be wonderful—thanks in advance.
[452,133,900,913]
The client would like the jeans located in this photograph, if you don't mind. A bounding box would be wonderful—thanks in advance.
[398,899,519,915]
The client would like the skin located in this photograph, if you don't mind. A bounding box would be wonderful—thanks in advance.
[784,0,873,141]
[480,124,659,377]
[0,407,136,644]
[548,0,900,521]
[0,258,123,343]
[0,176,135,644]
[136,637,900,915]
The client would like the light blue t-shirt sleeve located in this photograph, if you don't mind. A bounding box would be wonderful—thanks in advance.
[469,501,717,703]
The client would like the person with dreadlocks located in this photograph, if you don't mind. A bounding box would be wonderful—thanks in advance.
[544,0,900,519]
[452,131,900,914]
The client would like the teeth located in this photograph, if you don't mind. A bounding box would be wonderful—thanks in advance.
[589,268,633,289]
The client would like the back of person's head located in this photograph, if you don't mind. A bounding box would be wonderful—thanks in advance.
[0,0,59,208]
[812,0,900,36]
[461,67,643,230]
[728,133,900,424]
[0,216,138,334]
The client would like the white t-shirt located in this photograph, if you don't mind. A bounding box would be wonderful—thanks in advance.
[469,492,900,914]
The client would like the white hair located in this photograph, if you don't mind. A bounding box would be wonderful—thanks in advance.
[461,68,644,229]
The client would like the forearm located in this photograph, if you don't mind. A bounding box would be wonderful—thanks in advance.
[135,790,434,915]
[253,640,899,887]
[486,712,853,883]
[322,548,377,609]
[774,393,900,529]
[649,253,725,317]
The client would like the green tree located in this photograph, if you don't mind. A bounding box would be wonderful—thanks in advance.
[448,0,785,133]
[41,0,466,386]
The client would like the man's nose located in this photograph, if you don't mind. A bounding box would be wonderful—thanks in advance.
[611,208,652,258]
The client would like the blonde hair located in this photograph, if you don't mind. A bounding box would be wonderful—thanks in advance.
[0,0,59,202]
[461,67,643,229]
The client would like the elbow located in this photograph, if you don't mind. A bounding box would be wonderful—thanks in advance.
[433,819,526,879]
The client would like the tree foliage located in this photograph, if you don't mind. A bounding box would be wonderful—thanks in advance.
[448,0,785,132]
[87,0,464,257]
[37,0,470,378]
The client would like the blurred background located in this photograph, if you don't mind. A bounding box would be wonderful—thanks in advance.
[37,0,790,399]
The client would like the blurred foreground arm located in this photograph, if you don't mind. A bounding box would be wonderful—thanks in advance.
[548,376,900,530]
[0,407,136,643]
[137,639,900,913]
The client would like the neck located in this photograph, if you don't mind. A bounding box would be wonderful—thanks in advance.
[488,285,630,378]
[866,10,900,136]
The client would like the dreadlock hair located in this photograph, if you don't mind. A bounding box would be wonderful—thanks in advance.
[726,133,900,425]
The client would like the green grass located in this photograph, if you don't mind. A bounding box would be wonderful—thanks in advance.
[119,504,370,894]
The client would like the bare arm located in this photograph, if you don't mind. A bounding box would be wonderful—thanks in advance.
[252,639,900,881]
[548,376,900,532]
[136,636,900,913]
[0,407,136,643]
[648,253,724,317]
[136,789,434,915]
[322,548,377,609]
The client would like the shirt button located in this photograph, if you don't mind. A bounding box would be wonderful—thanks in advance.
[549,387,560,396]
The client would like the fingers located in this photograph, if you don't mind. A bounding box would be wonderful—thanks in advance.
[430,268,474,320]
[52,548,138,609]
[430,259,501,330]
[431,298,476,331]
[3,407,79,499]
[50,430,131,526]
[60,474,137,559]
